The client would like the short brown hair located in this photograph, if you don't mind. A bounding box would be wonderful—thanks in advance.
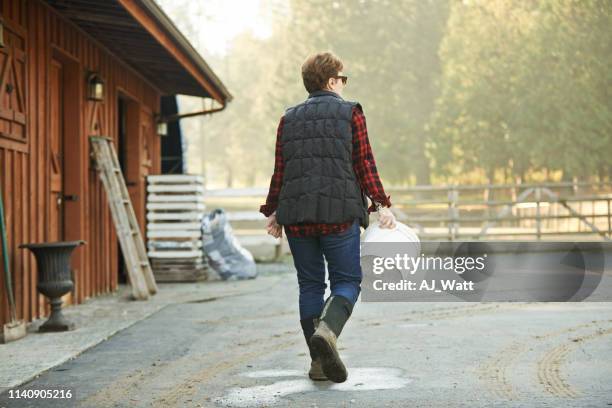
[301,52,344,93]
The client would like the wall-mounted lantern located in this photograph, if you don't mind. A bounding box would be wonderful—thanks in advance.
[157,121,168,137]
[0,18,5,48]
[87,73,104,101]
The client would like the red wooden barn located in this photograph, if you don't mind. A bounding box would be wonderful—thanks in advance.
[0,0,231,326]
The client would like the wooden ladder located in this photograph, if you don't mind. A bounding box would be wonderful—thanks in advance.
[89,136,157,300]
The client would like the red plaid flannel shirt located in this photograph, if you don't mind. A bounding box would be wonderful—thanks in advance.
[260,106,392,237]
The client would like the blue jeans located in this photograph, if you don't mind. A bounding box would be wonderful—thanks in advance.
[287,219,362,320]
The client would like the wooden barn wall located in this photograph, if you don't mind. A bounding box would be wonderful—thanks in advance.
[0,0,162,326]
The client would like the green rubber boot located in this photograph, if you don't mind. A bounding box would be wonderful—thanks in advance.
[300,316,328,381]
[309,295,354,383]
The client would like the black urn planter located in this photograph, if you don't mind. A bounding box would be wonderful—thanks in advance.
[19,240,85,332]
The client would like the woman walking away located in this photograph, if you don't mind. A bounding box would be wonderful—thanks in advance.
[259,51,396,383]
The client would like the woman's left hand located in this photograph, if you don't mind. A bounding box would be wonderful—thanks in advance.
[266,213,283,238]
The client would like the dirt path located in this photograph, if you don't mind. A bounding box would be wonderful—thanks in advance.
[1,271,611,407]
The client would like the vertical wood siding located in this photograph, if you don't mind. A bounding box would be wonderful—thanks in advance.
[0,0,161,326]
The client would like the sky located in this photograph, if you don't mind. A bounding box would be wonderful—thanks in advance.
[155,0,277,57]
[153,0,289,180]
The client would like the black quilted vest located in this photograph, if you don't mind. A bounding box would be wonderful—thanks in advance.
[275,90,369,229]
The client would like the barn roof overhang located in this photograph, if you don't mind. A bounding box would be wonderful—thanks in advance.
[44,0,232,104]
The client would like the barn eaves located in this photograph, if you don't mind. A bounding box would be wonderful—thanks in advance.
[44,0,232,105]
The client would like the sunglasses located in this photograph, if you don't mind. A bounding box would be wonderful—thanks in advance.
[334,75,348,85]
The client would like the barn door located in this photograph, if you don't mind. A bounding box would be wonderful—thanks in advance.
[0,19,27,144]
[49,58,64,242]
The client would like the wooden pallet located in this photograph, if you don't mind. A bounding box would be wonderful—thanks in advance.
[146,174,208,282]
[89,136,157,300]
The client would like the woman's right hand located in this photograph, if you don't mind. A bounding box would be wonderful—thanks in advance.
[378,207,396,229]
